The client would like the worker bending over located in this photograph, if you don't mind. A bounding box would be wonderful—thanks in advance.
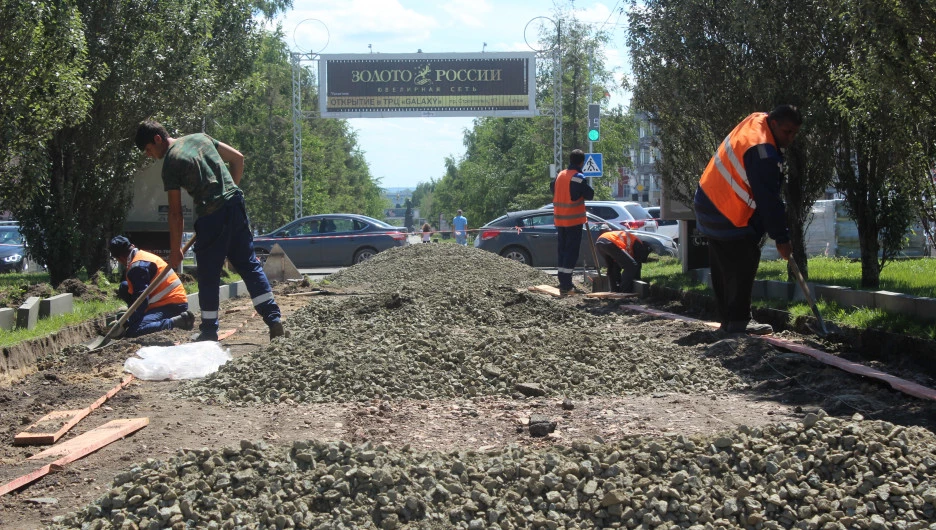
[109,236,194,338]
[595,231,650,293]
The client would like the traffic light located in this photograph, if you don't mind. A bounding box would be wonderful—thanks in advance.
[587,103,600,142]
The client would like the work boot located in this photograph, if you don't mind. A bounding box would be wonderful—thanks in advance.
[269,321,290,340]
[191,330,219,342]
[724,320,773,335]
[170,311,195,331]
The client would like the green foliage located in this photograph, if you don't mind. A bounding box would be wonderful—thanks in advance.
[642,256,936,339]
[1,0,292,285]
[426,6,638,228]
[626,0,936,290]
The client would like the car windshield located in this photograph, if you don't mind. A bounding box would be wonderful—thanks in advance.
[0,228,24,245]
[623,204,652,220]
[358,215,395,228]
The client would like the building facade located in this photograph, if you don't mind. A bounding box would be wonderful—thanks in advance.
[612,111,662,207]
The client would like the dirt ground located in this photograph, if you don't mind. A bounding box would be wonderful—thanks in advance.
[0,282,934,529]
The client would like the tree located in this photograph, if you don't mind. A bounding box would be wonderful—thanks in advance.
[2,0,290,285]
[828,0,935,287]
[0,1,92,268]
[626,0,845,279]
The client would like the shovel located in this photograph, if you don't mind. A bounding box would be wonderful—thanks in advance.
[583,219,604,293]
[788,257,830,336]
[85,236,196,351]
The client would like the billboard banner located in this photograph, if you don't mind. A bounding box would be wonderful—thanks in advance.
[318,52,537,118]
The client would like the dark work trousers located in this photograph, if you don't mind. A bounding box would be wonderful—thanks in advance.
[707,236,762,325]
[556,224,583,290]
[193,193,281,334]
[595,239,640,292]
[125,302,188,338]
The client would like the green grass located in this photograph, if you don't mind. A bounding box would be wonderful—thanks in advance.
[1,267,244,346]
[0,298,125,348]
[642,255,936,339]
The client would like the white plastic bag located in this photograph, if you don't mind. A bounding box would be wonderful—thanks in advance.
[123,342,231,380]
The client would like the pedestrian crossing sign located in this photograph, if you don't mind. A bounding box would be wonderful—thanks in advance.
[582,153,603,177]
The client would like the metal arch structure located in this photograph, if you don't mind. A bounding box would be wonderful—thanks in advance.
[291,51,319,220]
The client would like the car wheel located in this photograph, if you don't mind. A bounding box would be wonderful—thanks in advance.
[500,246,531,265]
[255,248,270,264]
[353,247,378,264]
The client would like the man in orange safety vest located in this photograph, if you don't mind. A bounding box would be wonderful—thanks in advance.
[693,105,801,335]
[550,149,594,295]
[595,230,650,293]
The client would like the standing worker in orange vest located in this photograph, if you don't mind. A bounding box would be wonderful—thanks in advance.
[551,149,594,296]
[595,230,650,293]
[694,105,801,335]
[109,236,195,338]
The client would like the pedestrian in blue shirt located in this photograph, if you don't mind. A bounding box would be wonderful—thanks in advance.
[452,210,468,246]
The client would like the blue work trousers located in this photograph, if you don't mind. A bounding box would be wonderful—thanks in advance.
[556,224,583,290]
[125,303,187,338]
[194,193,280,333]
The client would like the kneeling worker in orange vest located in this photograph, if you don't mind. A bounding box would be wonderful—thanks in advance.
[109,236,194,338]
[595,231,650,293]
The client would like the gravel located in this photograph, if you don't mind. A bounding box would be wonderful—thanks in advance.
[181,244,746,405]
[48,244,936,528]
[51,413,936,529]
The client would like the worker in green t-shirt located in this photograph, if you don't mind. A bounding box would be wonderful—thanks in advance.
[134,120,287,342]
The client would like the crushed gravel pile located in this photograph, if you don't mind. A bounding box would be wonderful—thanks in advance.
[182,244,745,404]
[52,413,936,529]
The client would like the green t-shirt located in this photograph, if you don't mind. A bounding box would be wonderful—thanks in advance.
[162,133,241,217]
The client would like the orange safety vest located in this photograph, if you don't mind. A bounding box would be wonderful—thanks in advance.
[598,230,642,257]
[127,250,188,308]
[553,169,587,227]
[699,113,775,227]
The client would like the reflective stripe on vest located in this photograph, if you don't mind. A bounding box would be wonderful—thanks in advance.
[699,113,774,227]
[553,169,587,226]
[598,230,640,257]
[127,249,189,309]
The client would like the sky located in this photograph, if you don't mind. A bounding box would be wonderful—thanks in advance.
[275,0,630,190]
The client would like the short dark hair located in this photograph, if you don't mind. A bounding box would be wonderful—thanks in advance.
[768,105,803,127]
[134,120,169,151]
[569,149,585,167]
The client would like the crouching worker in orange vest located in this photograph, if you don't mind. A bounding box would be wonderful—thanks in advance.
[595,231,650,293]
[109,236,194,338]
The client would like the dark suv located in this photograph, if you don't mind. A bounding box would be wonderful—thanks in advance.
[0,223,30,273]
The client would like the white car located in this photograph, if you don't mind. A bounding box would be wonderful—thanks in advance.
[646,206,679,243]
[541,201,658,233]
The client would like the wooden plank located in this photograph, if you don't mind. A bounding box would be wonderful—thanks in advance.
[585,292,639,299]
[13,410,88,446]
[14,375,135,446]
[1,419,147,496]
[528,285,562,297]
[620,304,936,402]
[29,418,149,461]
[0,464,56,497]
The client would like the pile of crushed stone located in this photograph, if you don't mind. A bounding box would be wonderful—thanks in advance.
[181,244,746,404]
[51,413,936,529]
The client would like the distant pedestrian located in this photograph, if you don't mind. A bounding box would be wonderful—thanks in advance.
[550,148,594,296]
[452,209,468,246]
[421,222,432,243]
